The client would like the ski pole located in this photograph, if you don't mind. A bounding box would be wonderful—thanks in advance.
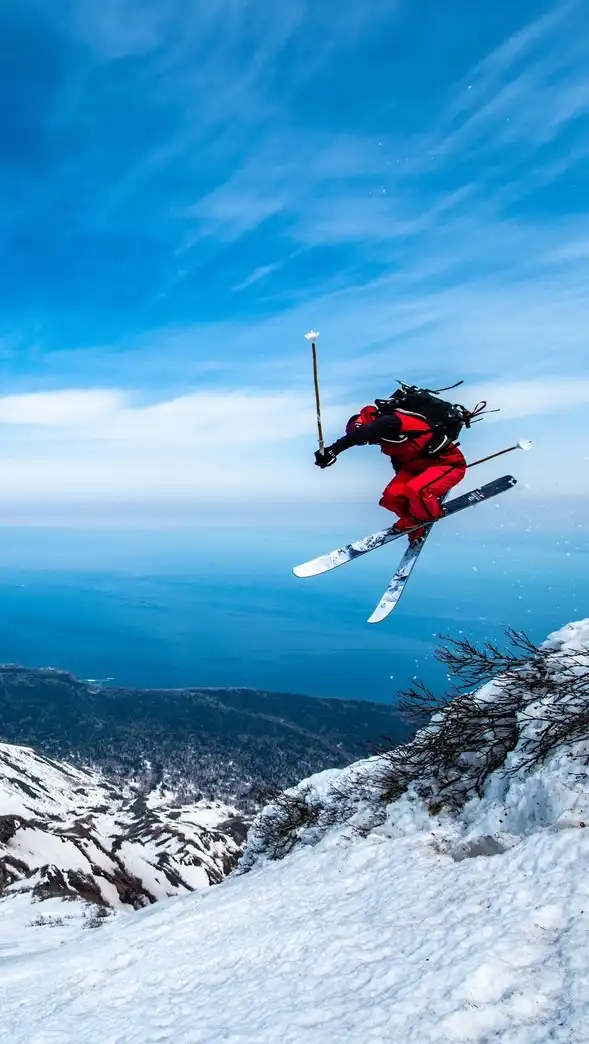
[305,330,324,453]
[467,438,531,469]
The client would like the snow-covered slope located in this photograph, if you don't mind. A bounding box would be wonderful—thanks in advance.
[242,618,589,871]
[0,743,246,912]
[1,621,589,1043]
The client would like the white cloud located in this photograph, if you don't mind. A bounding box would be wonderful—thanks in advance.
[111,390,342,445]
[462,377,589,421]
[0,387,346,444]
[0,390,124,426]
[0,388,351,501]
[0,379,582,505]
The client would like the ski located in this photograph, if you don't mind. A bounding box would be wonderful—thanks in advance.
[367,532,430,624]
[293,474,517,578]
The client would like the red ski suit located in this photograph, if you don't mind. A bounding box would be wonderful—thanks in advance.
[331,406,466,539]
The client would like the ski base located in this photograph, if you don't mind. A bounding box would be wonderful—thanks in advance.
[368,538,426,623]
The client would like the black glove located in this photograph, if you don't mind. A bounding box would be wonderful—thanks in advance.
[314,448,337,469]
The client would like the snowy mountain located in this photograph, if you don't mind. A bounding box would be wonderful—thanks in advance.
[1,620,589,1042]
[0,743,246,913]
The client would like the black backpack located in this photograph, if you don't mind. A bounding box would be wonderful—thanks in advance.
[375,381,480,456]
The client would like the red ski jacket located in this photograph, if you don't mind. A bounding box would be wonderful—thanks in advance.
[330,406,466,473]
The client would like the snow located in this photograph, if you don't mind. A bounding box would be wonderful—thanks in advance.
[0,619,588,1041]
[0,744,112,817]
[544,618,589,655]
[0,743,246,909]
[0,892,96,959]
[11,828,93,872]
[0,800,587,1042]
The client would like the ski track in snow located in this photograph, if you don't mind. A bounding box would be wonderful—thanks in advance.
[0,817,587,1042]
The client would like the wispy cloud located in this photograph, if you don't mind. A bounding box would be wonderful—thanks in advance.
[232,262,286,292]
[0,387,348,501]
[0,388,342,442]
[413,1,588,161]
[461,377,589,420]
[0,377,583,503]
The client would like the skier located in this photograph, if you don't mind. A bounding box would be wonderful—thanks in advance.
[313,389,469,545]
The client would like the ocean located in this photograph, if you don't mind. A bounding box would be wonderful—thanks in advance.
[0,515,585,704]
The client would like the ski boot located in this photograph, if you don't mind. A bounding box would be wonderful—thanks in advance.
[392,519,425,546]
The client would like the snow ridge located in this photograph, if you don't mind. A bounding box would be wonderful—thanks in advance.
[0,743,247,911]
[241,620,589,868]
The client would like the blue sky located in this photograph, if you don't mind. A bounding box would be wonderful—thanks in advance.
[0,0,587,509]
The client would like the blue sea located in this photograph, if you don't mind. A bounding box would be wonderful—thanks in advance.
[0,508,586,704]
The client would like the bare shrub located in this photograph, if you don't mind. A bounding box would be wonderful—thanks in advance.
[84,906,110,929]
[388,629,589,805]
[29,915,65,928]
[258,784,322,861]
[243,629,589,866]
[435,629,540,690]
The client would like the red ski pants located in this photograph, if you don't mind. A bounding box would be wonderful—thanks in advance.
[379,462,466,538]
